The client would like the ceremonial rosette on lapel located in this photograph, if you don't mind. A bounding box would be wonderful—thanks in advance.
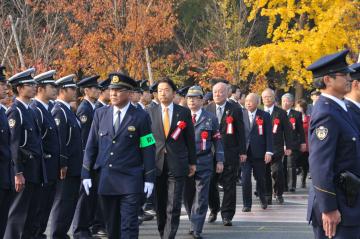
[272,118,280,133]
[201,131,208,150]
[226,115,234,134]
[256,116,264,135]
[289,117,296,130]
[171,121,186,140]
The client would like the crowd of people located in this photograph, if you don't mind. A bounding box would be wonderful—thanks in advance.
[0,48,359,239]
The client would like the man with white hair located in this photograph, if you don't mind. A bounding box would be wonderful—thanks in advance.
[205,81,246,226]
[241,93,273,212]
[261,88,293,204]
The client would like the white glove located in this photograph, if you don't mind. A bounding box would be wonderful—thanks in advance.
[144,182,154,198]
[82,179,92,196]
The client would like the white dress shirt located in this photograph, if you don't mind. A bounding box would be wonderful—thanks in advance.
[248,109,257,125]
[113,102,131,126]
[35,98,49,111]
[191,109,202,123]
[16,98,29,109]
[264,104,274,115]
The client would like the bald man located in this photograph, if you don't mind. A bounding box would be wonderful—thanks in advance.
[241,93,273,212]
[205,82,246,226]
[261,88,293,204]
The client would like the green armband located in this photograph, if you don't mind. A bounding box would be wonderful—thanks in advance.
[140,133,156,148]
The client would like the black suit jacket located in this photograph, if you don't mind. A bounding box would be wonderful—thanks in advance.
[205,102,246,162]
[287,109,305,150]
[269,106,293,157]
[147,103,196,177]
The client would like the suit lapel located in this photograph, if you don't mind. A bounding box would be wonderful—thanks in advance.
[243,109,251,132]
[195,110,206,127]
[326,97,358,133]
[114,104,134,139]
[168,104,180,139]
[155,104,166,140]
[106,106,115,138]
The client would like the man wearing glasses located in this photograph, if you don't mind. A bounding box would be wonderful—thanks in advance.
[307,49,360,239]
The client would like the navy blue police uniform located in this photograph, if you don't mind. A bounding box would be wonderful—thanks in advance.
[73,75,103,238]
[182,86,224,238]
[147,81,159,108]
[29,70,61,238]
[4,68,47,239]
[241,108,273,210]
[0,66,13,238]
[94,78,110,110]
[307,50,360,238]
[345,63,360,132]
[50,75,83,239]
[81,73,156,239]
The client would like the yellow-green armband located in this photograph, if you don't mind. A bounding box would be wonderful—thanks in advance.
[140,133,156,148]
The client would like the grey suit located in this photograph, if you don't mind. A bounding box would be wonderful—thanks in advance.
[183,110,224,234]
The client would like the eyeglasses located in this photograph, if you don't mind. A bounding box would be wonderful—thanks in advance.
[23,84,36,87]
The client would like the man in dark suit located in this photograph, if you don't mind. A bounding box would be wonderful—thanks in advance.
[51,75,83,239]
[345,63,360,131]
[5,68,47,238]
[29,70,61,239]
[281,93,306,192]
[82,72,156,239]
[73,75,103,239]
[261,88,293,204]
[205,81,246,226]
[241,93,273,212]
[0,66,13,238]
[147,77,196,239]
[306,49,360,239]
[183,86,224,239]
[228,85,241,107]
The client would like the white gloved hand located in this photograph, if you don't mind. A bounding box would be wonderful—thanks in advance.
[82,179,92,196]
[144,182,154,198]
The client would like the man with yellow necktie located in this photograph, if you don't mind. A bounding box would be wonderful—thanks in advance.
[146,77,196,239]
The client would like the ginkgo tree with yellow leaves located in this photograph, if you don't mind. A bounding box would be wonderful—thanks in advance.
[241,0,360,92]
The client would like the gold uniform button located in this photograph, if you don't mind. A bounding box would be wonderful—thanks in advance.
[110,152,114,155]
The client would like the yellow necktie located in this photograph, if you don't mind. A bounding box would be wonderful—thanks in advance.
[163,107,170,137]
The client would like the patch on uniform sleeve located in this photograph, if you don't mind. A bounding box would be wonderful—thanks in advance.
[140,133,156,148]
[8,119,16,128]
[80,115,87,123]
[315,126,328,140]
[55,118,61,126]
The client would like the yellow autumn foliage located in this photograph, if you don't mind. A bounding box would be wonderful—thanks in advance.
[241,0,360,88]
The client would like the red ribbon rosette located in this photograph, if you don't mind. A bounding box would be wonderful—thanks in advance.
[272,118,280,134]
[201,131,208,150]
[171,121,187,140]
[256,116,264,135]
[226,116,234,134]
[289,117,296,130]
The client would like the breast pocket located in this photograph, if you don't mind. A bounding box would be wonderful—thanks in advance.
[340,134,358,156]
[98,130,111,149]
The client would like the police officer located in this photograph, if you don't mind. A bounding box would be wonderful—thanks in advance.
[241,93,273,212]
[306,49,360,238]
[0,66,13,238]
[131,80,143,109]
[345,63,360,131]
[81,72,156,239]
[183,86,224,239]
[51,74,83,239]
[95,78,111,109]
[176,86,190,107]
[5,68,47,239]
[139,80,152,109]
[73,75,102,238]
[29,70,61,239]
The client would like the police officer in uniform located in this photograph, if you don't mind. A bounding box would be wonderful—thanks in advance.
[138,80,152,109]
[345,63,360,131]
[81,72,156,239]
[51,75,83,239]
[29,70,61,239]
[183,86,224,239]
[5,68,47,239]
[148,81,159,108]
[307,49,360,239]
[95,78,111,109]
[73,75,102,238]
[0,66,13,238]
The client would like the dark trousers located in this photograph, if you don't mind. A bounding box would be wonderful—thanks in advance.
[30,181,57,237]
[155,156,185,239]
[183,170,212,234]
[73,171,101,238]
[100,193,141,239]
[208,168,220,215]
[0,189,12,238]
[4,182,40,239]
[285,150,300,190]
[299,152,309,185]
[265,155,285,198]
[241,157,266,208]
[313,221,360,239]
[50,176,81,239]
